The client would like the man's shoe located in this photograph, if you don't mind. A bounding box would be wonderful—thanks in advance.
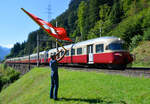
[54,98,58,100]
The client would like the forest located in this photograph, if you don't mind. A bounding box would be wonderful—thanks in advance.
[6,0,150,58]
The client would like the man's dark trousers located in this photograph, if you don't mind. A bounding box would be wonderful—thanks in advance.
[50,74,59,99]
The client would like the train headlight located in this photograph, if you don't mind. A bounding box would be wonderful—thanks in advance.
[114,53,122,56]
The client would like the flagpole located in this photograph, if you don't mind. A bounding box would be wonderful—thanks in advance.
[37,32,40,67]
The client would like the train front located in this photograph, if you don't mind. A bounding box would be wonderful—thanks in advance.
[105,38,133,69]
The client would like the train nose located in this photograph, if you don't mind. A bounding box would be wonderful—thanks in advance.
[113,52,133,64]
[113,52,125,64]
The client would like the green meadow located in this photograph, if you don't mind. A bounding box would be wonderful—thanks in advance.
[0,67,150,104]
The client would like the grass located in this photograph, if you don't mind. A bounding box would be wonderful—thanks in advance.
[0,67,150,104]
[131,63,150,68]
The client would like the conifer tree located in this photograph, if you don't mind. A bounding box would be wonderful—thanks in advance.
[88,0,100,28]
[77,1,88,40]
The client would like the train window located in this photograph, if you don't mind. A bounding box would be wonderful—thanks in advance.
[77,48,82,55]
[71,49,75,55]
[66,50,69,56]
[96,44,104,53]
[106,43,125,50]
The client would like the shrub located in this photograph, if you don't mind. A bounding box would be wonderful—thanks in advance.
[0,76,2,91]
[0,64,20,91]
[143,28,150,41]
[129,35,143,51]
[9,72,20,83]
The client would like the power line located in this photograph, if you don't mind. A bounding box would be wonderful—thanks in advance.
[47,0,51,21]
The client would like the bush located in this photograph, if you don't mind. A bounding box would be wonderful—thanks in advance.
[0,64,20,91]
[143,28,150,41]
[129,35,143,51]
[0,76,2,91]
[0,76,9,91]
[9,72,20,83]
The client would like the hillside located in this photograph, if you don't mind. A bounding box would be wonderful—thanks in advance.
[6,0,150,68]
[132,41,150,67]
[0,67,150,104]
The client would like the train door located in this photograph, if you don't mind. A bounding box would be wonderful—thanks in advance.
[87,44,94,64]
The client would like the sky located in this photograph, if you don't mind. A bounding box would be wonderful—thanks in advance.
[0,0,70,48]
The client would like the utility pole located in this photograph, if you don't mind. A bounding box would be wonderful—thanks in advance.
[37,32,39,67]
[28,50,30,70]
[28,41,31,70]
[100,22,103,37]
[47,0,51,21]
[56,21,59,52]
[100,27,102,37]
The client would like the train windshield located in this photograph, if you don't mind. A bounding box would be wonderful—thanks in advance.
[106,43,125,50]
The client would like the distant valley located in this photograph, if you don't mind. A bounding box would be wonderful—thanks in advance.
[0,46,10,61]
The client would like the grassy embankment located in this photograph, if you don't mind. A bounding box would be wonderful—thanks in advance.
[0,67,150,104]
[132,41,150,68]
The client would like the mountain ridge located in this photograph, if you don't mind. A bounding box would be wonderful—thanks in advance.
[0,45,10,61]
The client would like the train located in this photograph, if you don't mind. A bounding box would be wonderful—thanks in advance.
[5,36,133,70]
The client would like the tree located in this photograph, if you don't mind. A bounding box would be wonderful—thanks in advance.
[68,11,78,34]
[99,4,111,21]
[9,42,22,57]
[77,1,88,40]
[109,0,124,24]
[88,0,101,28]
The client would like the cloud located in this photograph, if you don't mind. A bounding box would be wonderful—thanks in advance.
[0,44,14,48]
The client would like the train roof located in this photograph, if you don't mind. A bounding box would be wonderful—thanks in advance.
[39,51,47,54]
[73,36,121,48]
[48,36,122,52]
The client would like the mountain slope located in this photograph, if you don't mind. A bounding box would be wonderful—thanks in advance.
[6,0,150,68]
[0,46,10,60]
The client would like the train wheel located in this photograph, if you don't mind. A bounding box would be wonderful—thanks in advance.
[107,64,126,70]
[95,64,107,69]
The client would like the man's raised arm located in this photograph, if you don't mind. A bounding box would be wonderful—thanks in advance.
[56,49,67,62]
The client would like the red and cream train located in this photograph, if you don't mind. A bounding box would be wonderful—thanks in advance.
[5,36,133,69]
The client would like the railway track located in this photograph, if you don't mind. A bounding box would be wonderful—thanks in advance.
[12,63,150,78]
[58,65,150,78]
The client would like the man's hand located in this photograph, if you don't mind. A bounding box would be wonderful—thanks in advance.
[56,48,67,62]
[60,49,63,52]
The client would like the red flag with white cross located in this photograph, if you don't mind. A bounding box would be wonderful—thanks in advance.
[21,8,72,42]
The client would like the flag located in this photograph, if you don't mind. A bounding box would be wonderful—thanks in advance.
[21,8,72,42]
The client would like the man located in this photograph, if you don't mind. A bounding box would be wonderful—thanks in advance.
[49,48,67,100]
